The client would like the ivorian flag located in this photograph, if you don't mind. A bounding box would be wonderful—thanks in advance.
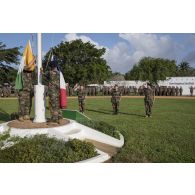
[15,40,35,90]
[51,55,67,108]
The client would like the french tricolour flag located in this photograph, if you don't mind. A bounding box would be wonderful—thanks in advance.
[51,54,67,108]
[59,71,67,108]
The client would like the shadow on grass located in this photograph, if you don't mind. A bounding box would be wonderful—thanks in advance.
[86,109,112,115]
[100,108,144,117]
[0,108,10,122]
[86,108,144,117]
[118,112,144,117]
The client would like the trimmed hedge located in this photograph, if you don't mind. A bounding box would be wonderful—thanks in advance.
[0,135,97,163]
[77,119,120,139]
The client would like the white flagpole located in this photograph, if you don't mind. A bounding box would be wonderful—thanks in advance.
[33,33,46,123]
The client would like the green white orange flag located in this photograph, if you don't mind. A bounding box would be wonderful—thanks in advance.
[15,40,35,90]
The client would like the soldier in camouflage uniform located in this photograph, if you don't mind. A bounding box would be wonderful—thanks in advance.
[179,86,183,96]
[176,86,179,96]
[164,86,168,96]
[41,61,61,124]
[111,84,121,115]
[167,86,171,96]
[18,70,35,121]
[0,85,2,97]
[143,83,155,118]
[2,83,8,97]
[190,86,194,96]
[74,83,86,113]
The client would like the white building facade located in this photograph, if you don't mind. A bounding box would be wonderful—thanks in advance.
[158,77,195,95]
[104,77,195,95]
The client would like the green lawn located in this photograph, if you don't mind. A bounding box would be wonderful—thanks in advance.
[0,97,195,163]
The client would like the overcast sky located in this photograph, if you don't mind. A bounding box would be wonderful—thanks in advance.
[1,33,195,73]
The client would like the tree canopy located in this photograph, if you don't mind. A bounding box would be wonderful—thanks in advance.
[125,57,195,83]
[108,72,125,81]
[125,57,177,83]
[0,65,17,85]
[43,39,112,85]
[176,61,195,76]
[0,42,21,66]
[0,42,20,85]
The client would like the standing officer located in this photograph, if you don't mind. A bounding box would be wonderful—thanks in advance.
[111,84,121,115]
[41,60,61,124]
[167,86,171,96]
[176,86,179,96]
[190,86,194,96]
[179,86,183,96]
[18,68,35,121]
[0,84,2,97]
[74,83,86,113]
[143,83,155,118]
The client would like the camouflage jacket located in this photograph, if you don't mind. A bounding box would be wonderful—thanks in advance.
[21,71,35,92]
[77,89,86,101]
[42,70,60,96]
[144,88,154,101]
[111,90,121,103]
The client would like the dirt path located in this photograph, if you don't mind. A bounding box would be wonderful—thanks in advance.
[86,139,118,162]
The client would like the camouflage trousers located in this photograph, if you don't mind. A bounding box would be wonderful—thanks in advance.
[18,90,32,117]
[112,101,119,114]
[144,99,153,116]
[78,99,85,112]
[49,93,61,122]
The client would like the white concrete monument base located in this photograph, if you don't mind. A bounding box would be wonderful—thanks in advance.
[0,119,124,163]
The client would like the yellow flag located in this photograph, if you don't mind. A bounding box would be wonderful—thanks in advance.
[23,40,35,71]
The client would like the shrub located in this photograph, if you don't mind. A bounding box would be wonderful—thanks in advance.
[0,131,10,142]
[0,135,97,163]
[77,119,120,139]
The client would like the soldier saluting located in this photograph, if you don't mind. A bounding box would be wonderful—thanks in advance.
[41,60,61,124]
[74,83,86,113]
[111,84,121,115]
[143,82,155,118]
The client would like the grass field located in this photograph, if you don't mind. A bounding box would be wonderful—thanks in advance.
[0,97,195,163]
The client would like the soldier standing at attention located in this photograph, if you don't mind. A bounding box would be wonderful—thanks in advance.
[41,61,61,124]
[0,84,2,97]
[143,83,155,118]
[74,83,86,113]
[179,86,183,96]
[167,86,171,96]
[190,86,194,96]
[176,86,179,96]
[18,68,35,121]
[111,84,121,115]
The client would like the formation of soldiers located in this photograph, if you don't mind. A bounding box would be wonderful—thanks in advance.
[154,86,183,96]
[0,83,12,97]
[64,85,192,97]
[1,83,194,98]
